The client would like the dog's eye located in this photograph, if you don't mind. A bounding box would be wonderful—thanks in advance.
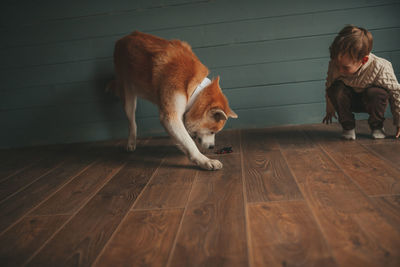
[211,131,214,134]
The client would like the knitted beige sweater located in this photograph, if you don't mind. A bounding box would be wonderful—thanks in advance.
[326,53,400,126]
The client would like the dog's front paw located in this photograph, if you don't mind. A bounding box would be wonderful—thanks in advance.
[126,143,136,152]
[200,158,223,171]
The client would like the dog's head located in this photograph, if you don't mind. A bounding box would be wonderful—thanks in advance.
[184,77,238,149]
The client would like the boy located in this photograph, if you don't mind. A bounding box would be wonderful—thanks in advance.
[323,25,400,140]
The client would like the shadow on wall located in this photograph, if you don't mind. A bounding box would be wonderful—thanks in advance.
[1,61,130,148]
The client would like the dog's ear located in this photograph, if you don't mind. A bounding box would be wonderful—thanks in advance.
[210,108,228,122]
[228,108,238,119]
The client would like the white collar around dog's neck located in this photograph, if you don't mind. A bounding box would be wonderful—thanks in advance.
[185,77,211,112]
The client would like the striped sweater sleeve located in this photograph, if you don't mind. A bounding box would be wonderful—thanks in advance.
[375,62,400,126]
[325,60,336,114]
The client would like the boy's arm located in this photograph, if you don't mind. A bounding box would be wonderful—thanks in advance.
[323,60,337,124]
[375,63,400,127]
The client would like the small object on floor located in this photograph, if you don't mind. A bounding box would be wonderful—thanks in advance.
[215,146,233,154]
[371,128,386,139]
[342,129,356,140]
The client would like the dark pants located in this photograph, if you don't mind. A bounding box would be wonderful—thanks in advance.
[327,81,389,130]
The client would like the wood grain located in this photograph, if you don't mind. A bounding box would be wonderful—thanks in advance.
[241,129,303,202]
[0,141,107,201]
[0,147,46,182]
[248,201,336,267]
[370,195,400,232]
[25,139,169,267]
[205,129,241,156]
[281,147,400,267]
[29,160,123,216]
[95,209,183,267]
[304,124,400,196]
[0,156,94,234]
[169,154,248,267]
[363,143,400,170]
[273,126,316,150]
[1,123,400,266]
[133,151,197,210]
[0,155,66,201]
[0,215,68,267]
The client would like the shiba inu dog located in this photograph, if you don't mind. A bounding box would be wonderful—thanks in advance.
[109,31,237,170]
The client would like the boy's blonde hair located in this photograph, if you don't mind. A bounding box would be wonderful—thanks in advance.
[329,25,373,61]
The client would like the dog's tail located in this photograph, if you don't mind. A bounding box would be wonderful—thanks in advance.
[105,79,121,98]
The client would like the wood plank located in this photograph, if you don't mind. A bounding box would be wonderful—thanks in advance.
[0,147,47,181]
[228,102,326,130]
[3,4,399,69]
[198,27,399,68]
[133,151,197,210]
[1,0,201,29]
[241,129,303,202]
[363,143,400,170]
[0,156,95,234]
[27,138,126,216]
[25,138,170,267]
[281,146,400,266]
[370,195,400,232]
[216,50,397,89]
[304,125,400,196]
[94,209,183,267]
[2,79,323,114]
[273,126,316,150]
[0,152,69,202]
[169,154,248,267]
[205,129,241,156]
[2,0,397,48]
[29,158,126,216]
[0,117,160,150]
[3,30,399,91]
[248,201,336,267]
[355,118,399,142]
[0,215,68,267]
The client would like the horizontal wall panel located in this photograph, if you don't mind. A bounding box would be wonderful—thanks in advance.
[1,0,397,48]
[197,28,400,68]
[0,80,326,131]
[0,98,163,131]
[1,35,398,92]
[0,80,112,110]
[0,0,204,29]
[0,102,330,148]
[0,119,142,148]
[2,4,399,69]
[1,0,399,148]
[0,58,113,91]
[225,81,325,110]
[214,51,397,88]
[226,102,326,129]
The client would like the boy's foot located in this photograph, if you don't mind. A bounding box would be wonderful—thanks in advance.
[371,128,386,139]
[342,129,356,140]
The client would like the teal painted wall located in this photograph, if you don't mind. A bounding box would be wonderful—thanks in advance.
[1,0,399,148]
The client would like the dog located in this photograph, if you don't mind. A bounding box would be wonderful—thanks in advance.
[108,31,237,170]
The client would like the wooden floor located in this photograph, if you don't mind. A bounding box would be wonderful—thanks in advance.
[0,120,399,267]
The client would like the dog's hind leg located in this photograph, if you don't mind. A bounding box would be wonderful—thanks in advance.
[123,88,138,152]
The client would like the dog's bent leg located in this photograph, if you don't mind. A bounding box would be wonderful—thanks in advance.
[160,94,222,170]
[123,89,138,152]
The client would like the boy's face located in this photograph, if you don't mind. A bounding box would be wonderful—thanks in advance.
[335,53,363,76]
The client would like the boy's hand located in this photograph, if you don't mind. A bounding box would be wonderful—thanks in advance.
[396,127,400,139]
[322,112,337,124]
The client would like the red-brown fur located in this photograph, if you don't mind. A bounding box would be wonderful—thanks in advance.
[109,31,237,170]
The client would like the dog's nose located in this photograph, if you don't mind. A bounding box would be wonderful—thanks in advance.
[208,145,214,149]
